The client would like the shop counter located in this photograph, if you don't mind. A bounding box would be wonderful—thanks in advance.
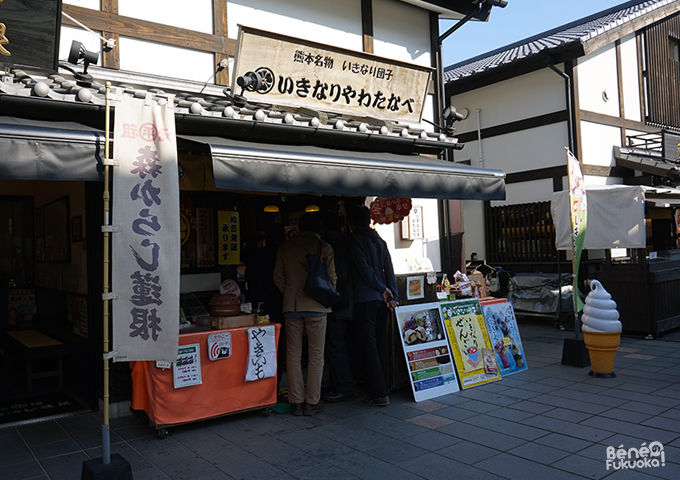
[131,324,280,432]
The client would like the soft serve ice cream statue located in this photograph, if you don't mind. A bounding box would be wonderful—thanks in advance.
[581,280,622,334]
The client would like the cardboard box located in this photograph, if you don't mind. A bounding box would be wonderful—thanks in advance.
[211,314,258,330]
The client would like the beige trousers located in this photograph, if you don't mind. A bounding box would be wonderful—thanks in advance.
[285,315,327,405]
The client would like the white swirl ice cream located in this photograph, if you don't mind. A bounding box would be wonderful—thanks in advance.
[581,280,622,333]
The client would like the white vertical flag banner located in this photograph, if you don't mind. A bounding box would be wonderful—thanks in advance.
[112,93,180,363]
[245,325,277,381]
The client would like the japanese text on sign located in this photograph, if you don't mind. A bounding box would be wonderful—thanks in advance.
[233,26,432,123]
[218,211,240,265]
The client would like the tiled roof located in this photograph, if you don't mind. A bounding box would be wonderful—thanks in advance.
[444,0,676,83]
[0,64,459,151]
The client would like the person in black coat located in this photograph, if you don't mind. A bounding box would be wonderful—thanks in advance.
[320,210,356,402]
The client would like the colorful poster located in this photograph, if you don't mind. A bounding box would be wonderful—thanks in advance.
[480,300,528,376]
[173,343,202,388]
[406,276,425,300]
[567,149,587,313]
[395,303,459,401]
[440,299,501,389]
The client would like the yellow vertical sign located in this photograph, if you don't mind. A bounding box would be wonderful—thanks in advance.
[218,211,240,265]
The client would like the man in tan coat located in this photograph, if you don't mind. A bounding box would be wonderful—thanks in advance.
[274,212,336,416]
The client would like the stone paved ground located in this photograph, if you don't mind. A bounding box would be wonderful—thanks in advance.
[2,319,679,480]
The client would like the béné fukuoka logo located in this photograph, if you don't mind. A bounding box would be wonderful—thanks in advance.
[606,441,665,470]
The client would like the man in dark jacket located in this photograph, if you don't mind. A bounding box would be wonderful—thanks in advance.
[348,205,398,406]
[320,210,355,402]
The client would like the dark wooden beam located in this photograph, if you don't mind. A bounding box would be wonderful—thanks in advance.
[62,4,236,55]
[213,0,230,85]
[361,0,374,54]
[101,0,120,70]
[455,110,568,143]
[579,109,659,133]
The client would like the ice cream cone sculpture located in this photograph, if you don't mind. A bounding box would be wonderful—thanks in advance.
[581,280,622,378]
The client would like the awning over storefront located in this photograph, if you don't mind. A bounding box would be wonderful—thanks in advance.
[614,146,680,182]
[0,117,104,181]
[178,136,506,200]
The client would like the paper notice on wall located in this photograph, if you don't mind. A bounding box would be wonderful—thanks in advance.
[245,325,277,381]
[173,343,202,388]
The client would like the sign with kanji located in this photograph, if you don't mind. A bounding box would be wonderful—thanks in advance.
[233,26,432,123]
[112,91,180,363]
[218,211,240,265]
[369,197,412,225]
[440,299,500,389]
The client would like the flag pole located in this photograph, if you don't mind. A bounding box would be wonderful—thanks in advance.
[102,81,112,464]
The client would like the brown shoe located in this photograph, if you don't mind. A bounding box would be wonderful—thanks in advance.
[291,403,304,416]
[303,400,325,416]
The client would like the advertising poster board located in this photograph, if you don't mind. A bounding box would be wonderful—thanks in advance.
[395,303,459,401]
[173,343,202,388]
[439,299,501,389]
[480,299,528,376]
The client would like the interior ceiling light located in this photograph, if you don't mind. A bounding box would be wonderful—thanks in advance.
[264,205,279,213]
[305,205,320,212]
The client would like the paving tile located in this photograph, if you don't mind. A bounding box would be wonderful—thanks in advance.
[405,413,455,429]
[542,407,593,423]
[659,408,680,421]
[2,459,46,480]
[455,400,502,414]
[452,389,520,407]
[331,451,422,480]
[83,441,155,475]
[537,377,577,388]
[434,406,478,421]
[353,412,429,439]
[507,441,571,464]
[601,469,669,479]
[397,452,500,480]
[579,416,680,444]
[16,421,69,446]
[506,400,556,415]
[552,453,613,479]
[617,401,671,416]
[402,399,448,412]
[499,387,542,400]
[487,406,538,422]
[32,438,86,459]
[302,439,357,461]
[529,394,610,415]
[292,463,360,479]
[463,414,549,441]
[437,440,501,465]
[598,408,653,424]
[599,389,680,408]
[521,416,614,443]
[39,451,91,480]
[641,416,680,433]
[437,422,527,451]
[364,437,428,464]
[267,449,326,475]
[475,452,584,480]
[401,430,464,451]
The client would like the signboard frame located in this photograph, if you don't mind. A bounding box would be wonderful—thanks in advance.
[395,302,459,402]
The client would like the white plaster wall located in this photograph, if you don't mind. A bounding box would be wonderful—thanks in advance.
[118,38,215,83]
[580,121,621,167]
[456,122,569,174]
[462,201,484,262]
[118,0,213,33]
[620,34,642,122]
[502,179,555,205]
[450,67,566,133]
[227,0,363,51]
[583,175,623,186]
[373,0,431,67]
[376,198,442,274]
[577,43,620,116]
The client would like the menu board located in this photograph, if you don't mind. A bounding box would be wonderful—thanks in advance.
[395,303,459,401]
[439,299,501,389]
[480,299,528,376]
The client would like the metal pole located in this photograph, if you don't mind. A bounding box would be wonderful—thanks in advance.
[102,81,112,464]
